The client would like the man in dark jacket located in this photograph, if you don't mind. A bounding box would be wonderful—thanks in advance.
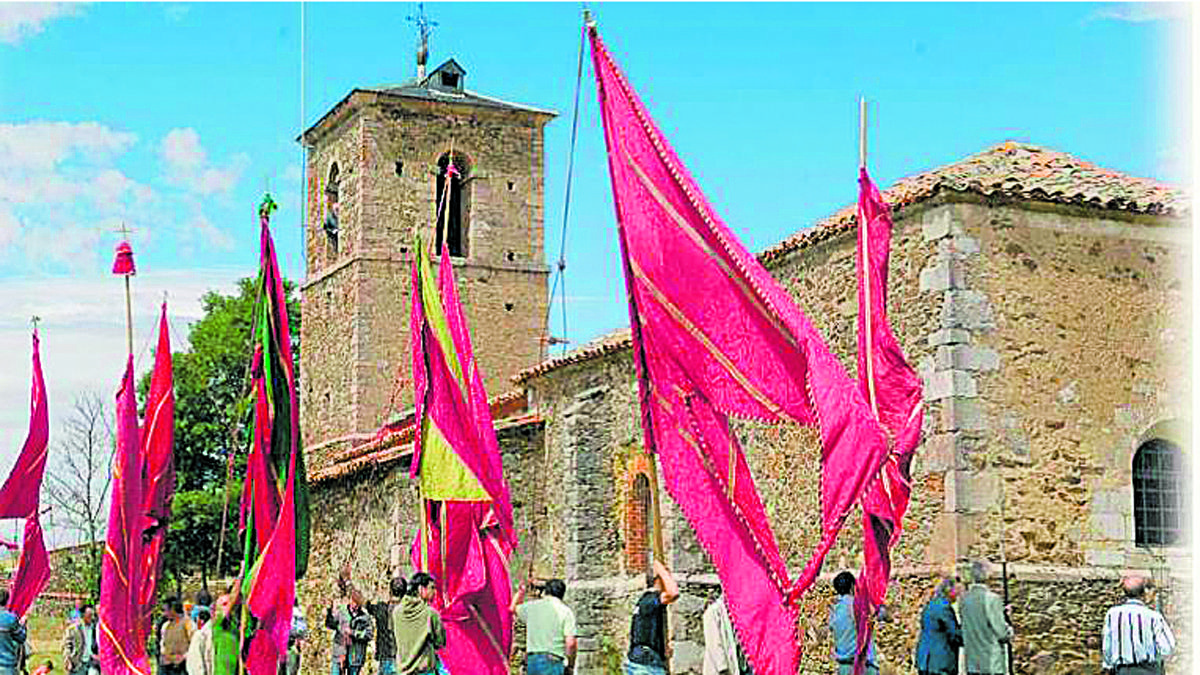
[624,560,679,675]
[916,577,963,675]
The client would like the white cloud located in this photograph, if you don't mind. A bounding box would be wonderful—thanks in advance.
[0,121,153,269]
[0,121,136,173]
[1090,3,1190,23]
[0,3,81,46]
[161,127,248,197]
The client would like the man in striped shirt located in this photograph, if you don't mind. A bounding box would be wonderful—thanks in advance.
[1102,576,1175,674]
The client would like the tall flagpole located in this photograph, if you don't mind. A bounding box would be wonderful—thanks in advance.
[116,223,136,356]
[859,96,867,170]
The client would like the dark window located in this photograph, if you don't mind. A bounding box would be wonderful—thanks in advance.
[440,72,459,89]
[324,163,340,254]
[1133,438,1184,546]
[435,153,469,257]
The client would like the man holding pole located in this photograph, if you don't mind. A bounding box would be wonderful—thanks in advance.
[960,561,1012,675]
[624,560,679,675]
[511,579,577,675]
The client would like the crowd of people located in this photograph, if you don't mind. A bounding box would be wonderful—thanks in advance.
[0,558,1179,675]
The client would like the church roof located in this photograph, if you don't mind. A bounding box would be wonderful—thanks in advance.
[512,141,1187,384]
[760,141,1187,265]
[300,58,556,142]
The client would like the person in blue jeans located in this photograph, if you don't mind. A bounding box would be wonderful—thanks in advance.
[624,560,680,675]
[0,589,28,675]
[915,577,963,675]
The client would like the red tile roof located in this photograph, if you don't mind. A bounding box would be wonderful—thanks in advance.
[310,389,535,484]
[761,141,1186,264]
[513,142,1187,384]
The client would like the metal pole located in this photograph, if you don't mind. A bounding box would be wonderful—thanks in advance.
[859,96,867,170]
[998,459,1014,675]
[124,275,134,356]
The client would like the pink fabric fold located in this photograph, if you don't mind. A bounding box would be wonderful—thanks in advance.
[99,357,151,675]
[246,418,298,675]
[138,303,175,638]
[8,514,49,619]
[851,168,925,674]
[112,240,136,276]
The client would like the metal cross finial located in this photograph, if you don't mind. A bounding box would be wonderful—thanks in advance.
[407,3,437,53]
[114,222,134,239]
[30,315,40,330]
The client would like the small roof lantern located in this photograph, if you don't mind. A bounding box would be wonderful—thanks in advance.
[427,58,465,94]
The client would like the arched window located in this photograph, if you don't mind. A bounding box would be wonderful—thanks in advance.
[627,473,652,575]
[324,163,340,254]
[1132,438,1184,546]
[435,153,469,257]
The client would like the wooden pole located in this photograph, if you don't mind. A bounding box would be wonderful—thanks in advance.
[859,96,867,170]
[645,450,669,673]
[645,451,665,565]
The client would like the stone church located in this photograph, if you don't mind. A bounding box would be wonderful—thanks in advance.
[296,50,1190,675]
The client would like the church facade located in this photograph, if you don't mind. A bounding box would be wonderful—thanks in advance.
[297,50,1190,675]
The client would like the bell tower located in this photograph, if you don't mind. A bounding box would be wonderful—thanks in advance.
[298,33,556,467]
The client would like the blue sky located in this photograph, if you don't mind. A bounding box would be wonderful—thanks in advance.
[0,2,1190,544]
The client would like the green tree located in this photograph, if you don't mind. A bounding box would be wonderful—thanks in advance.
[139,276,301,586]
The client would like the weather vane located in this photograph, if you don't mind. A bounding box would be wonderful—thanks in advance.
[406,3,438,77]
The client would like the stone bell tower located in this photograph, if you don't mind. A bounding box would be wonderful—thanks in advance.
[298,36,556,468]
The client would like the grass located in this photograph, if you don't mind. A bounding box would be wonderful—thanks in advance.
[24,614,66,673]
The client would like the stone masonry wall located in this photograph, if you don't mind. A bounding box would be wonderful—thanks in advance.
[301,92,553,469]
[302,114,365,470]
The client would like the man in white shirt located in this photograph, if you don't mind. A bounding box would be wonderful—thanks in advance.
[702,593,750,675]
[511,578,577,675]
[1102,576,1175,675]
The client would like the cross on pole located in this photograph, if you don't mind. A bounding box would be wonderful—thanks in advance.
[407,2,437,77]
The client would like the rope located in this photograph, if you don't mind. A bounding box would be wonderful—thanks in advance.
[541,6,588,357]
[522,3,590,589]
[215,261,267,579]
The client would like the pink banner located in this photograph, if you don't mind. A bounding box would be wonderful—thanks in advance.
[851,168,924,674]
[138,303,175,637]
[589,25,906,675]
[0,330,49,520]
[409,239,514,675]
[98,357,151,675]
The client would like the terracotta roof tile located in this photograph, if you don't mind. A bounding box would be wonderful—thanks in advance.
[760,141,1186,264]
[513,329,633,384]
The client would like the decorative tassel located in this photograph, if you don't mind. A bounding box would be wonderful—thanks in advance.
[112,240,136,276]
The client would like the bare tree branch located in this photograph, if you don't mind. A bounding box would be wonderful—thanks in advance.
[44,391,114,548]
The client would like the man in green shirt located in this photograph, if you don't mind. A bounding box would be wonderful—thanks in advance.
[511,579,577,675]
[392,574,447,675]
